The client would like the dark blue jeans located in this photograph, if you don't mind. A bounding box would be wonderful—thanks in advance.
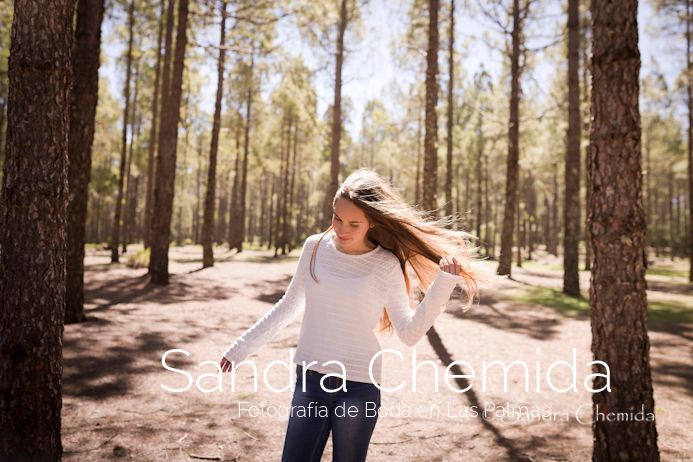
[281,364,381,462]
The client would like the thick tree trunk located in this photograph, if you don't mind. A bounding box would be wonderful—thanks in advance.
[149,0,189,284]
[422,0,440,214]
[497,0,522,276]
[564,0,581,296]
[322,0,349,227]
[66,0,105,325]
[445,0,454,219]
[111,0,135,263]
[0,0,75,459]
[144,0,165,250]
[202,0,227,268]
[589,0,660,459]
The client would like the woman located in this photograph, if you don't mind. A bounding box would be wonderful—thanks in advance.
[220,168,479,462]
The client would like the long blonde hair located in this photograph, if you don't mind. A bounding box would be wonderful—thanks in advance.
[309,168,480,334]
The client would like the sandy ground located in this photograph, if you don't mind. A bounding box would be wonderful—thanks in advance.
[61,244,692,461]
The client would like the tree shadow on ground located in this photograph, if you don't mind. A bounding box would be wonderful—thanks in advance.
[84,271,238,313]
[426,326,542,462]
[452,291,565,341]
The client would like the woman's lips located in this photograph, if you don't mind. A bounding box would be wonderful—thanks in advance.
[338,236,351,241]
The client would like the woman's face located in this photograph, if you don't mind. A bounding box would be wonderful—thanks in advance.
[332,197,371,250]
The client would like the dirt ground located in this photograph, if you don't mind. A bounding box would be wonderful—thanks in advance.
[61,244,692,461]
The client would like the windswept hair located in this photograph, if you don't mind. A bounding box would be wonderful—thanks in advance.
[309,168,481,334]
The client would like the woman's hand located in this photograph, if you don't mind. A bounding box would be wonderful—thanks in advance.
[439,256,462,275]
[219,356,234,373]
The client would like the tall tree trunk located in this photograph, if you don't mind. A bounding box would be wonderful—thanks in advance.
[123,63,140,254]
[0,0,75,458]
[216,174,228,244]
[149,0,189,284]
[515,172,522,267]
[281,116,293,254]
[564,0,581,296]
[589,0,660,459]
[422,0,440,214]
[322,0,349,227]
[234,55,254,252]
[549,161,559,255]
[475,110,483,242]
[582,12,592,271]
[415,108,422,205]
[227,123,241,247]
[484,147,491,256]
[144,0,166,250]
[202,0,227,268]
[497,0,522,276]
[668,162,674,259]
[267,172,275,248]
[66,0,105,325]
[274,114,287,255]
[289,122,300,248]
[445,0,454,219]
[687,0,692,281]
[194,132,203,244]
[111,0,135,263]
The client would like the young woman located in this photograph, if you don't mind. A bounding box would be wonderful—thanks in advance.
[220,168,478,462]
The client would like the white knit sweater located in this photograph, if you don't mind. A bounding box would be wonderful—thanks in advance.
[222,231,461,384]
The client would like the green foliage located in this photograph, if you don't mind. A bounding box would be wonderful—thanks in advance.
[517,285,693,323]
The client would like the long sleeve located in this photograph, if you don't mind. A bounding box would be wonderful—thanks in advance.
[385,264,460,347]
[221,236,315,365]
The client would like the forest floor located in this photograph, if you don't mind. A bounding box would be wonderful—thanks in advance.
[62,242,692,461]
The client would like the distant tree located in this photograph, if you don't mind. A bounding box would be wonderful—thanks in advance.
[422,0,440,214]
[202,0,229,268]
[144,0,165,250]
[110,0,136,263]
[149,0,190,284]
[564,0,581,296]
[495,0,531,276]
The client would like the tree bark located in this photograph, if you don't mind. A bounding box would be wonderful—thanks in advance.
[149,0,189,284]
[497,0,522,276]
[422,0,440,214]
[322,0,349,227]
[564,0,581,296]
[0,0,75,459]
[144,0,166,250]
[66,0,105,324]
[589,0,660,459]
[202,0,228,268]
